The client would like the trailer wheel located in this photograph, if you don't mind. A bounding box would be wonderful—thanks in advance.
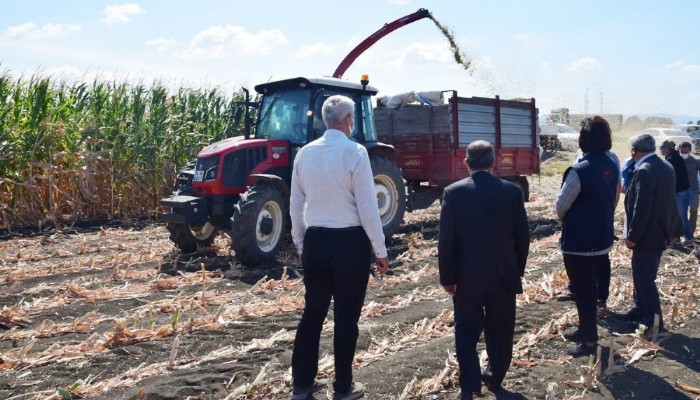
[230,183,286,266]
[506,176,530,202]
[370,155,406,238]
[166,221,218,253]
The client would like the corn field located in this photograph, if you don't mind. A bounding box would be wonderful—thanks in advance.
[0,70,250,230]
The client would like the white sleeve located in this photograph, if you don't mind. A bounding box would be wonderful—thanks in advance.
[352,148,387,258]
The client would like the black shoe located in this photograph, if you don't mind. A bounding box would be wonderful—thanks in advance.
[567,342,597,357]
[615,309,644,322]
[456,389,481,400]
[480,367,502,393]
[563,329,583,342]
[556,292,576,302]
[596,299,607,308]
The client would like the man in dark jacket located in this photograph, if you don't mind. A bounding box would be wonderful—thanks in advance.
[438,140,530,400]
[621,134,678,333]
[660,140,692,244]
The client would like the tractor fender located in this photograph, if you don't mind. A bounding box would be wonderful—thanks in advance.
[364,142,398,161]
[249,174,291,203]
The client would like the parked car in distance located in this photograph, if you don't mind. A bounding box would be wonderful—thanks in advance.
[539,122,577,150]
[640,127,695,153]
[676,125,700,154]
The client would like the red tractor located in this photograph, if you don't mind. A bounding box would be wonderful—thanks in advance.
[160,10,432,265]
[160,77,406,265]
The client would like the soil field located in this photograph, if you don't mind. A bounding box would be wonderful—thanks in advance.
[1,154,699,400]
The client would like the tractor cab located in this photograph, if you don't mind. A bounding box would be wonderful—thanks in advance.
[254,77,380,149]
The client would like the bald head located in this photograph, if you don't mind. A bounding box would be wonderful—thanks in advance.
[466,140,495,170]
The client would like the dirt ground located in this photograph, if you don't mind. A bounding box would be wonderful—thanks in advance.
[1,151,699,400]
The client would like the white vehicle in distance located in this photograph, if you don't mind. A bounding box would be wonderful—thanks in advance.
[540,122,578,150]
[640,127,695,153]
[554,123,579,150]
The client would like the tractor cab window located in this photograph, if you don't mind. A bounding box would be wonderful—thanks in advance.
[310,93,378,143]
[360,95,378,143]
[257,89,312,145]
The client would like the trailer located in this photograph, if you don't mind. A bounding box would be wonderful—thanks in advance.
[374,91,539,211]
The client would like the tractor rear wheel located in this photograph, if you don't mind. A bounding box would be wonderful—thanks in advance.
[230,183,287,266]
[370,155,406,238]
[166,221,218,253]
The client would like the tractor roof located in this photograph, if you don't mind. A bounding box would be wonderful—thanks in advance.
[254,77,378,96]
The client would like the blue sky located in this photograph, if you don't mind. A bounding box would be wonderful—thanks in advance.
[1,0,698,120]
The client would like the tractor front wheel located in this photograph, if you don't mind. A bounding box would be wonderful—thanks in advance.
[230,183,287,266]
[166,221,218,253]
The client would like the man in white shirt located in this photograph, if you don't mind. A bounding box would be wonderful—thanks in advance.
[289,95,389,400]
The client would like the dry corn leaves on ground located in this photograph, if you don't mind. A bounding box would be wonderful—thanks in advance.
[0,172,698,400]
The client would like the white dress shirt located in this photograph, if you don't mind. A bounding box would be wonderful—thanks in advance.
[290,129,387,258]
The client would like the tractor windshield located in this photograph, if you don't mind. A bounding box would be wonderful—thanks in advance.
[257,89,312,145]
[257,87,378,145]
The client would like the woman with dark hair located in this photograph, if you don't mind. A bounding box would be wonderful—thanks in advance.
[556,116,620,356]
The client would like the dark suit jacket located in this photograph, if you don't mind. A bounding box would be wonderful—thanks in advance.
[625,154,679,251]
[438,170,530,296]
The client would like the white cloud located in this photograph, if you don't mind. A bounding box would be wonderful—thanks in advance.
[147,37,178,53]
[566,57,603,72]
[402,41,453,63]
[100,3,145,26]
[665,60,700,74]
[178,25,288,60]
[5,22,81,40]
[296,43,333,59]
[665,60,685,69]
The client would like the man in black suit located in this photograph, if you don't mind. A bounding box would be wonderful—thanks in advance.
[438,140,530,400]
[622,133,678,333]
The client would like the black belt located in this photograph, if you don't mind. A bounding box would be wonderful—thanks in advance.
[307,226,363,232]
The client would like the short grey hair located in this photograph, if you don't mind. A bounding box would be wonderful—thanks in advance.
[630,133,656,153]
[322,95,354,127]
[466,140,495,170]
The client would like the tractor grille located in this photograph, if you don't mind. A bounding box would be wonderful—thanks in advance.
[221,147,268,188]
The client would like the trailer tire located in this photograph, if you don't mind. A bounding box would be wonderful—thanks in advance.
[230,183,287,266]
[370,155,406,238]
[166,221,218,253]
[506,176,530,202]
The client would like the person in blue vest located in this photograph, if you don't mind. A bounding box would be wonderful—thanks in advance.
[556,116,619,356]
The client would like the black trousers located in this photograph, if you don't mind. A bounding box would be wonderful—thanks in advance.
[631,248,664,329]
[453,290,516,393]
[567,252,610,302]
[563,254,602,343]
[291,227,371,393]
